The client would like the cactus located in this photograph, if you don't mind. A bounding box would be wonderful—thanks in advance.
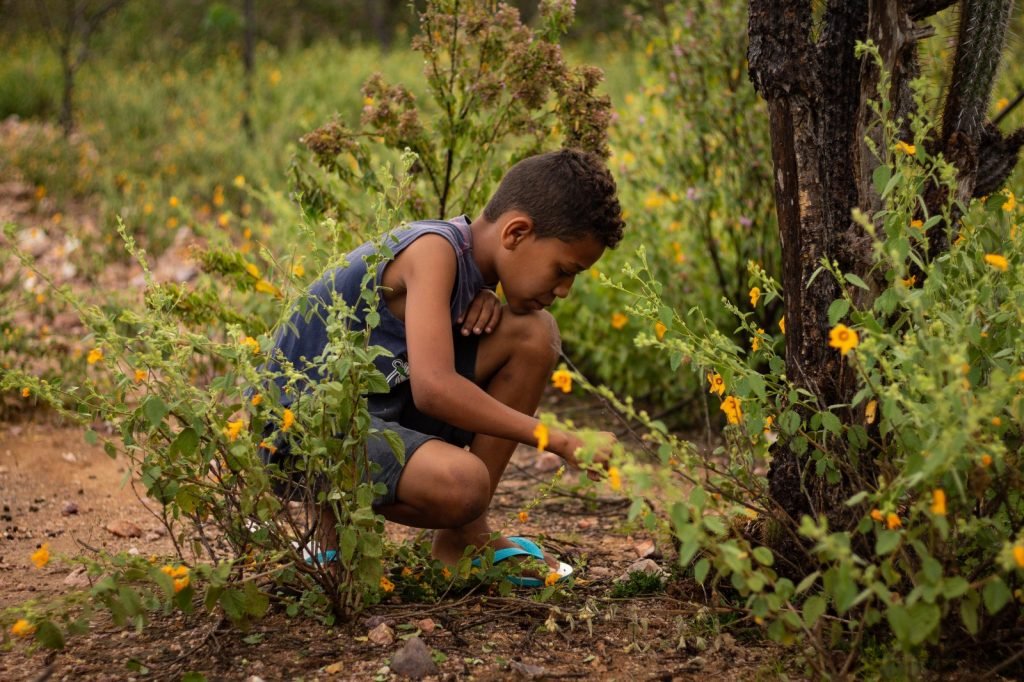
[942,0,1015,143]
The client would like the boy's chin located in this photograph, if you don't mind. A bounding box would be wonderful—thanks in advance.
[509,298,546,314]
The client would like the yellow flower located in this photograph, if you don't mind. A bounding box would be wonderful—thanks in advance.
[87,348,103,365]
[981,454,993,468]
[865,400,877,425]
[281,409,295,432]
[165,217,179,229]
[870,509,883,522]
[901,275,917,287]
[173,576,190,593]
[268,69,281,86]
[886,513,902,529]
[401,567,413,577]
[233,175,246,188]
[985,253,1009,272]
[1014,545,1024,569]
[611,312,628,330]
[21,387,30,398]
[10,619,35,637]
[997,97,1010,111]
[655,321,667,340]
[931,489,947,516]
[241,336,260,354]
[379,576,395,593]
[224,420,244,442]
[218,212,231,228]
[1003,191,1017,212]
[909,219,924,229]
[518,511,529,523]
[608,466,622,491]
[545,572,560,587]
[134,369,148,383]
[720,396,742,425]
[31,543,50,568]
[255,279,281,297]
[441,567,451,579]
[828,324,859,355]
[751,330,763,352]
[749,287,761,306]
[992,416,1003,426]
[169,196,179,207]
[533,423,549,452]
[292,263,305,277]
[551,369,572,394]
[895,140,916,156]
[778,317,786,334]
[245,262,260,278]
[707,372,725,397]
[643,192,666,209]
[251,394,262,406]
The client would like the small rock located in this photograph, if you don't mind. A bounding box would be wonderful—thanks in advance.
[389,637,438,680]
[615,558,667,583]
[367,622,394,646]
[61,451,78,463]
[127,547,140,556]
[245,677,266,682]
[576,517,596,530]
[144,531,163,542]
[62,501,79,515]
[64,566,91,588]
[106,519,142,538]
[633,538,658,559]
[510,660,546,679]
[534,452,562,472]
[416,618,435,634]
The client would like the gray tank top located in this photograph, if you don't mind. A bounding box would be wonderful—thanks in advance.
[266,216,486,405]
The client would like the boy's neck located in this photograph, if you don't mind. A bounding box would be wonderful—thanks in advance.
[469,213,501,286]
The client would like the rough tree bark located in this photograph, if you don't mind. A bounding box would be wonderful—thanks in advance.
[747,0,1023,539]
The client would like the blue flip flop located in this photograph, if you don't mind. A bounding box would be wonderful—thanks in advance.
[505,537,574,588]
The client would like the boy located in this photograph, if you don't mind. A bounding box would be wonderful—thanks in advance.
[266,148,623,580]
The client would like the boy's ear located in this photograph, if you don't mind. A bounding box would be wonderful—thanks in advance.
[499,211,535,250]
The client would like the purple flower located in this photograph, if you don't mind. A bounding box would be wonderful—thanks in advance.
[739,216,753,228]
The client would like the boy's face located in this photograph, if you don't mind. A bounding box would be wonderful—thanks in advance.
[498,217,605,315]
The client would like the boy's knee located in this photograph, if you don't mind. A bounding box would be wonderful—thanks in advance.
[508,309,561,369]
[438,460,490,527]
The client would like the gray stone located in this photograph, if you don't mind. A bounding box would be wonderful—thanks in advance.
[389,637,438,680]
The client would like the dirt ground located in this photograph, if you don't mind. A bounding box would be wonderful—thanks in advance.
[0,411,789,682]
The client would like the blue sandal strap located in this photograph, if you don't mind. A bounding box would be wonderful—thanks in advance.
[471,545,534,567]
[508,536,544,559]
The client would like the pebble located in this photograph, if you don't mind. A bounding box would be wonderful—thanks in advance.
[106,519,143,538]
[615,558,667,583]
[416,618,435,634]
[62,501,79,515]
[389,637,438,680]
[367,622,394,646]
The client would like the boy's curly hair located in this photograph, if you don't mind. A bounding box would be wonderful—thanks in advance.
[483,148,625,248]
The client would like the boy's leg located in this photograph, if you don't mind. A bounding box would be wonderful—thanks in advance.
[431,308,560,567]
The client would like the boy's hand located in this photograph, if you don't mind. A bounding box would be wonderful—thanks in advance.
[551,430,617,481]
[458,288,502,336]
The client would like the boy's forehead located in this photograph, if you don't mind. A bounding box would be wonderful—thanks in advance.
[541,234,605,265]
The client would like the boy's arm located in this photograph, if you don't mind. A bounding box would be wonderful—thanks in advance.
[401,236,577,457]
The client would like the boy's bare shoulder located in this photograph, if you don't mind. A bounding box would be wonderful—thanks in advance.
[381,232,457,296]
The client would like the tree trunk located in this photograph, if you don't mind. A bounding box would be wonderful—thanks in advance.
[242,0,255,141]
[748,0,1022,540]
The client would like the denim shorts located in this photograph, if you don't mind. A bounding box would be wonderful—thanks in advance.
[260,332,479,507]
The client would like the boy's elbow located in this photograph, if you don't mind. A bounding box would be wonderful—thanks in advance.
[410,377,447,419]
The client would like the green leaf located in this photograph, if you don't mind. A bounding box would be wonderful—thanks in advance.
[169,428,199,458]
[845,274,869,291]
[35,620,65,649]
[779,411,801,435]
[693,558,710,584]
[961,598,979,635]
[886,604,912,644]
[142,396,169,429]
[875,530,901,555]
[820,412,842,435]
[795,571,820,594]
[803,595,826,627]
[827,299,850,325]
[872,165,891,196]
[983,577,1012,615]
[752,547,774,566]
